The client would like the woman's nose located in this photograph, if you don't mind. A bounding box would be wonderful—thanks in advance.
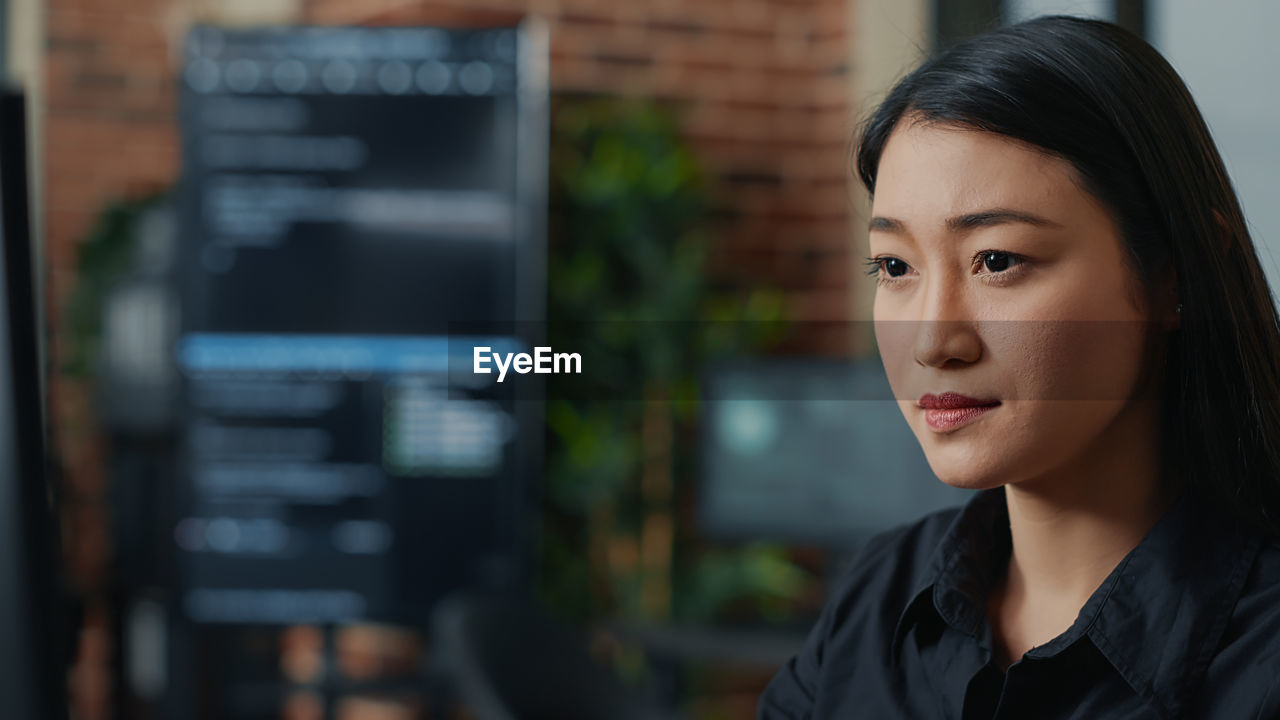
[912,280,982,369]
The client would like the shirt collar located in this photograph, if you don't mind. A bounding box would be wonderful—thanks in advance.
[891,487,1007,662]
[891,485,1261,719]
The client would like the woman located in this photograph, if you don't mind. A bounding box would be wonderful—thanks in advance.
[759,15,1280,720]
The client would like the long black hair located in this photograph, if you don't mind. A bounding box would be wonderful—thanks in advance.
[855,15,1280,539]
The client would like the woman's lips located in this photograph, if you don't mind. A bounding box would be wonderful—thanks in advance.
[917,393,1001,432]
[923,403,1000,432]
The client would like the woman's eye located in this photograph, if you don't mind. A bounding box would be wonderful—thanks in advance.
[974,250,1024,274]
[863,256,912,284]
[863,252,1025,286]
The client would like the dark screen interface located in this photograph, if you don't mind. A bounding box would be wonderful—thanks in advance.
[175,26,529,624]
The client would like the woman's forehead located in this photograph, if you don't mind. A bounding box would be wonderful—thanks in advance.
[871,120,1087,225]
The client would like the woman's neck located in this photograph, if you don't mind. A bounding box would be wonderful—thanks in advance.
[988,395,1174,667]
[1004,459,1169,602]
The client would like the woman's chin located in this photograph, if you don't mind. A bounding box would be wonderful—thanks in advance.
[934,474,1006,492]
[922,450,1011,491]
[936,474,1003,489]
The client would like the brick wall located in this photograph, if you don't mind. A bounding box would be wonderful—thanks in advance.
[46,2,179,716]
[43,0,858,717]
[302,0,858,327]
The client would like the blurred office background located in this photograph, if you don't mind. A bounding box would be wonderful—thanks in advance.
[0,0,1273,718]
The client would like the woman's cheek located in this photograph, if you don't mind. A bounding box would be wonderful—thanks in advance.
[994,318,1146,403]
[988,318,1145,470]
[874,318,916,395]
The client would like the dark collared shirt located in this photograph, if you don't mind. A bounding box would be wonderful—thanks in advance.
[758,487,1280,719]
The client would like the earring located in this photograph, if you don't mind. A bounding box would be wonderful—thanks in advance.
[1176,303,1183,314]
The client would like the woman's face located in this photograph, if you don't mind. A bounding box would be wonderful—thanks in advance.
[869,118,1168,491]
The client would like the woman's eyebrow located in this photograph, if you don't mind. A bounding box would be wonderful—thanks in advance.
[946,208,1062,232]
[868,216,908,234]
[869,208,1063,234]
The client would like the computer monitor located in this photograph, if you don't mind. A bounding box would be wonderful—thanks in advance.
[699,356,972,548]
[173,25,544,629]
[0,87,68,720]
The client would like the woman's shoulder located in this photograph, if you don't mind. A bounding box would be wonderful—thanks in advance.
[1248,536,1280,582]
[1231,536,1280,634]
[822,500,972,625]
[843,504,965,580]
[1198,537,1280,717]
